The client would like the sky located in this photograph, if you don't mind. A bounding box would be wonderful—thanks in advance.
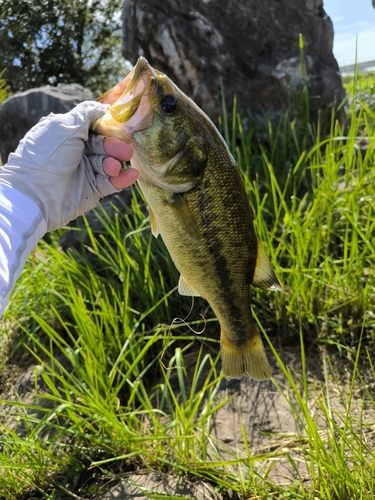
[323,0,375,67]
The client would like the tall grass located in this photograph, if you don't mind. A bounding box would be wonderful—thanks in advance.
[220,70,375,351]
[0,71,375,498]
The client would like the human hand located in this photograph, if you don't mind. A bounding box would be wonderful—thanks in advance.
[0,101,137,232]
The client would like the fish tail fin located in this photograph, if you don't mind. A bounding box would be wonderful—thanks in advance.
[220,328,271,380]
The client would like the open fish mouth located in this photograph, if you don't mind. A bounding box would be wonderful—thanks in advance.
[92,57,157,140]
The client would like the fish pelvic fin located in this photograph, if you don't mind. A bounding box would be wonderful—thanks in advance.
[220,328,271,380]
[148,206,159,238]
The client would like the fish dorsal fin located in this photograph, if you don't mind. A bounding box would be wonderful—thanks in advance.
[148,206,159,238]
[167,194,200,241]
[178,275,201,297]
[252,239,282,291]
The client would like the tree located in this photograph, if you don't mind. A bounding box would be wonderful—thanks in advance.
[0,0,125,95]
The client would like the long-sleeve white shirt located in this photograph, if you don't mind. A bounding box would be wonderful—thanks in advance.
[0,182,47,317]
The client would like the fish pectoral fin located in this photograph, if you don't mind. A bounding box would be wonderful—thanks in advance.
[178,275,201,297]
[220,328,271,380]
[148,206,159,238]
[167,194,200,241]
[252,239,282,291]
[153,150,185,176]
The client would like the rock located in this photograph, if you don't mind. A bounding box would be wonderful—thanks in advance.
[0,84,95,163]
[122,0,345,120]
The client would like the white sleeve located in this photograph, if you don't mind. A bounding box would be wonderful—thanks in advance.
[0,182,47,317]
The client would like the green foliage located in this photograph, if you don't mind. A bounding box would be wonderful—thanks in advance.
[342,71,375,103]
[1,72,375,498]
[261,322,375,500]
[219,73,375,351]
[0,0,125,94]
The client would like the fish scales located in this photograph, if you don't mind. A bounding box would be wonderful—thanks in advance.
[141,147,256,322]
[92,57,282,380]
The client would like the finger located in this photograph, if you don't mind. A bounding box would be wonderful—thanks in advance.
[103,157,122,177]
[103,137,133,162]
[109,168,139,190]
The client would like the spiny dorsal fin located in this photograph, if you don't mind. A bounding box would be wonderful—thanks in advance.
[167,194,200,241]
[178,275,200,297]
[252,239,282,291]
[148,206,159,238]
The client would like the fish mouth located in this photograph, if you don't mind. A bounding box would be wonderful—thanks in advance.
[106,58,153,120]
[92,57,158,140]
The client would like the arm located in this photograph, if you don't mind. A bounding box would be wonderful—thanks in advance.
[0,101,136,316]
[0,183,46,316]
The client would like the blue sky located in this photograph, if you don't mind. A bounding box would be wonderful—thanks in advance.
[323,0,375,67]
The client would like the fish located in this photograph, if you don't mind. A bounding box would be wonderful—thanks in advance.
[92,57,282,379]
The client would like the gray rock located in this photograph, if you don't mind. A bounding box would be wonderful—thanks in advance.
[122,0,345,120]
[0,84,95,163]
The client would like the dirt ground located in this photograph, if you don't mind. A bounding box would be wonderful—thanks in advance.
[1,344,374,499]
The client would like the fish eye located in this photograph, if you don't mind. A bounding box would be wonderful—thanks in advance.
[160,95,177,114]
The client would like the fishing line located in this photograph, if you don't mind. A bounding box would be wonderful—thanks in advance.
[160,297,208,370]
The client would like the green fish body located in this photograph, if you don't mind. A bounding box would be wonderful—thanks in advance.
[93,57,281,379]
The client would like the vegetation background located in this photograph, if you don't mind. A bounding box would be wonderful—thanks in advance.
[1,2,375,499]
[0,0,124,94]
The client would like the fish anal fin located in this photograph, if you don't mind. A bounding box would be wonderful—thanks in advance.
[178,275,200,297]
[252,239,282,292]
[167,194,200,241]
[220,328,271,380]
[148,206,159,238]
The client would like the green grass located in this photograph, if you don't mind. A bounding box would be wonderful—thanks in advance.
[343,70,375,103]
[1,70,375,498]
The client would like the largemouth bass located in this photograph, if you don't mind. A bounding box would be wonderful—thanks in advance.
[93,57,281,379]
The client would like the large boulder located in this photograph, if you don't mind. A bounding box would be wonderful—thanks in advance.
[122,0,345,120]
[0,84,95,163]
